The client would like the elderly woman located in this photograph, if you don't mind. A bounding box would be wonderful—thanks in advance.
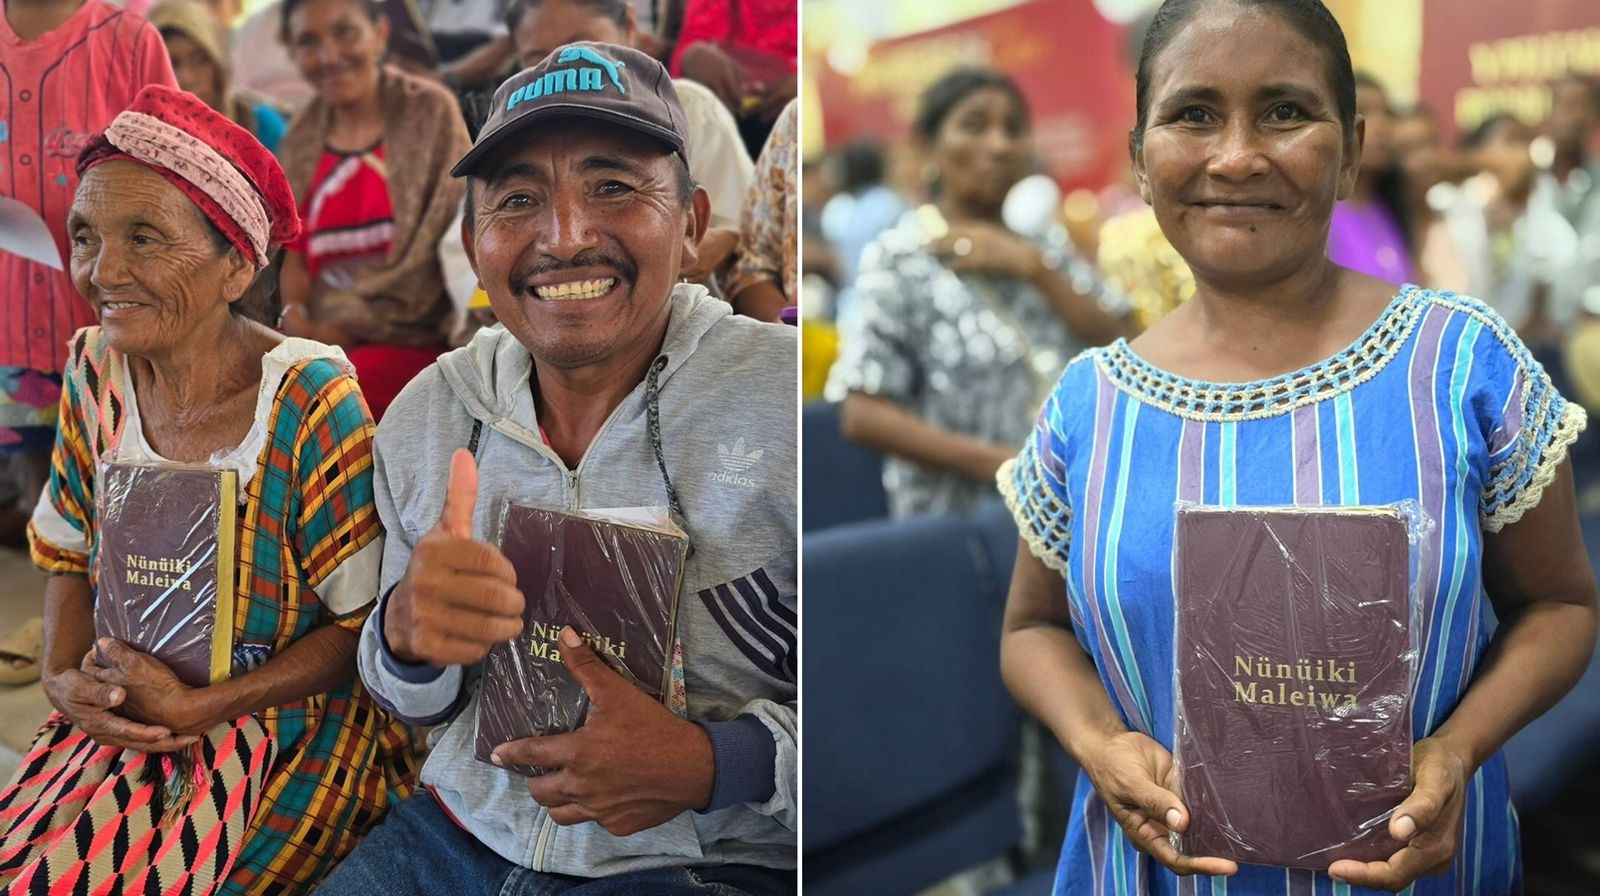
[828,67,1124,518]
[1,87,415,895]
[277,0,471,420]
[1000,2,1597,895]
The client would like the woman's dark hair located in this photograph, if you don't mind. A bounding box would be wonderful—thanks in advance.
[233,250,283,326]
[197,216,279,325]
[912,67,1030,144]
[1350,71,1415,253]
[1461,112,1523,152]
[504,0,627,37]
[280,0,382,43]
[835,139,886,195]
[1132,0,1356,153]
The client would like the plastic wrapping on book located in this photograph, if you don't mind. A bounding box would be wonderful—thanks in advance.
[1171,501,1432,869]
[475,503,688,776]
[95,461,238,688]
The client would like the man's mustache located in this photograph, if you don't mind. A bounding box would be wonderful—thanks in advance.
[512,249,638,290]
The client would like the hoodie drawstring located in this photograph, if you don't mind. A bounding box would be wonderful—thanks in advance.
[645,355,685,524]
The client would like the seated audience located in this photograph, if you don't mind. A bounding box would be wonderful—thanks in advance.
[829,68,1123,518]
[728,98,797,320]
[277,0,472,420]
[507,0,752,274]
[149,0,287,153]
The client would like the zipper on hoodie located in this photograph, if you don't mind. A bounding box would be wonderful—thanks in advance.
[528,365,652,869]
[561,365,655,512]
[532,808,556,870]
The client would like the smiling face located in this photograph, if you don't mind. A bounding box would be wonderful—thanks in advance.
[925,87,1031,216]
[69,163,255,359]
[1132,3,1359,290]
[285,0,388,107]
[464,120,708,371]
[511,0,632,71]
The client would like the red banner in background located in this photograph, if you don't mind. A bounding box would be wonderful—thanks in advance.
[813,0,1134,194]
[1418,0,1600,139]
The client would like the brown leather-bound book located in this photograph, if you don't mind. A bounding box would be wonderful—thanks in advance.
[95,462,238,688]
[475,504,688,776]
[1173,505,1415,869]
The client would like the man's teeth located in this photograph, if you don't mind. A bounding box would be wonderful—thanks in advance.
[104,302,139,310]
[534,278,616,301]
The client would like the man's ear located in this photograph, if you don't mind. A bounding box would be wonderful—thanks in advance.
[678,186,711,271]
[1337,116,1366,201]
[1129,129,1151,205]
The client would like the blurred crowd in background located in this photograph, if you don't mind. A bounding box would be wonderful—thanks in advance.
[803,0,1600,512]
[0,0,802,547]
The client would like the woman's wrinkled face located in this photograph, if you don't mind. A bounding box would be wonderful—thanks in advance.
[69,163,253,358]
[163,33,224,111]
[1133,4,1359,289]
[286,0,388,107]
[927,87,1031,213]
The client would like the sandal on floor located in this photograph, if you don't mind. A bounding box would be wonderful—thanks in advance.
[0,616,44,685]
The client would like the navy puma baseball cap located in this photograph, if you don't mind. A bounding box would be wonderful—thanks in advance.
[451,41,689,178]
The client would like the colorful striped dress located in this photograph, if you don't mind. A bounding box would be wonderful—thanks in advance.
[5,328,417,894]
[1002,286,1585,896]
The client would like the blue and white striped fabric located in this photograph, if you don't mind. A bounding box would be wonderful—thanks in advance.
[1002,286,1586,896]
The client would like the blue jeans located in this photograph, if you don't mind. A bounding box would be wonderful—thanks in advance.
[316,790,795,896]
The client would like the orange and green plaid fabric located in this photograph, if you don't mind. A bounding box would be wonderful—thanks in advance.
[25,328,417,895]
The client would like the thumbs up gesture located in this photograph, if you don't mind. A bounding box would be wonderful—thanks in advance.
[384,450,525,666]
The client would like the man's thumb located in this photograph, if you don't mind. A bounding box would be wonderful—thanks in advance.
[438,449,479,538]
[558,626,618,701]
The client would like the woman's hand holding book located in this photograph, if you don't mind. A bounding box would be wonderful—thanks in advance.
[1080,729,1239,879]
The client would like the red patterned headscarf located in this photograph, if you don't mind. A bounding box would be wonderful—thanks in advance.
[77,86,300,267]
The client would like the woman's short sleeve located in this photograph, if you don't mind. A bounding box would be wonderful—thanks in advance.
[998,385,1074,575]
[288,364,384,629]
[1474,316,1587,533]
[825,238,925,404]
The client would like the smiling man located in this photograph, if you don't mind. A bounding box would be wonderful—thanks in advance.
[316,42,797,896]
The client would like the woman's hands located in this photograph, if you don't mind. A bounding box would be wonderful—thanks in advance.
[1327,737,1470,891]
[928,222,1046,282]
[1079,729,1239,878]
[1078,729,1468,890]
[41,646,198,753]
[88,638,211,736]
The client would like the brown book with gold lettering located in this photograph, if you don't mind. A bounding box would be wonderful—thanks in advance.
[1172,505,1415,869]
[475,504,687,775]
[95,461,238,688]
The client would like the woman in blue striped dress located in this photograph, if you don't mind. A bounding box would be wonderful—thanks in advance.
[999,2,1598,895]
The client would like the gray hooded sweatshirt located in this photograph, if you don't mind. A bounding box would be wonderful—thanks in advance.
[355,285,796,877]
